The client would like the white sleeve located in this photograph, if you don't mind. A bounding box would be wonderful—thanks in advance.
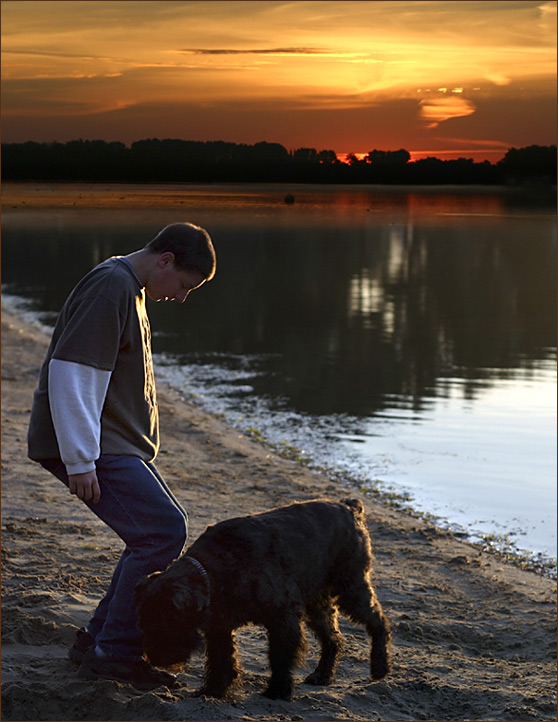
[48,358,112,476]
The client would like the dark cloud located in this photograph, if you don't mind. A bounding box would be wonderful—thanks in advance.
[180,47,330,56]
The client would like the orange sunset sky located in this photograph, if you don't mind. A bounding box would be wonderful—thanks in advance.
[1,0,556,163]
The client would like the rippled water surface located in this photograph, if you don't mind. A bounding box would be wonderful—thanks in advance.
[2,183,556,568]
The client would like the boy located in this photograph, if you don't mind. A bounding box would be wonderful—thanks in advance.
[27,222,216,690]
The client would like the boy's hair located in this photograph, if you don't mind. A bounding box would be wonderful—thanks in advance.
[146,223,216,280]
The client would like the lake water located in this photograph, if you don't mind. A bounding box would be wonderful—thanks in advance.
[2,184,556,573]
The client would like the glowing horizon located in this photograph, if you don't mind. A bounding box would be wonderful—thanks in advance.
[1,1,556,162]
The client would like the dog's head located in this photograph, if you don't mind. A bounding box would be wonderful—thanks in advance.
[135,565,209,667]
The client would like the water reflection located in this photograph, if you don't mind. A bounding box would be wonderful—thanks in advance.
[2,192,556,424]
[3,188,556,559]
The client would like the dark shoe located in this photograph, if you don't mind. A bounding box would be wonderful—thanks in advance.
[78,648,178,690]
[69,627,95,665]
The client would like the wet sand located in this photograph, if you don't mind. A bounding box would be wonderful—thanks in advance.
[1,184,557,721]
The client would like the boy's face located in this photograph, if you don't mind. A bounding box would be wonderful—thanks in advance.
[145,253,206,303]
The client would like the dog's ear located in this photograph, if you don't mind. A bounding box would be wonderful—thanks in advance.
[193,588,208,612]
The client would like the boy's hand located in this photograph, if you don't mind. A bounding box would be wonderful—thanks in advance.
[68,471,101,503]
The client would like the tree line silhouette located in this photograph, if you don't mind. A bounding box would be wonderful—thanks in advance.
[1,139,556,186]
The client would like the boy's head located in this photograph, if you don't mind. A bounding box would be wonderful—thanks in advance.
[145,223,216,281]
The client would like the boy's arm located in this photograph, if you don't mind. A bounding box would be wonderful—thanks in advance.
[48,358,111,502]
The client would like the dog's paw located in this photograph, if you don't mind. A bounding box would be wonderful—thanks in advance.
[263,680,294,701]
[303,670,334,686]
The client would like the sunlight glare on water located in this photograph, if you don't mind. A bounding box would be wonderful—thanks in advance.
[350,371,557,556]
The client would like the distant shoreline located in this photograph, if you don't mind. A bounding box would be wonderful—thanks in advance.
[2,141,555,188]
[2,180,555,212]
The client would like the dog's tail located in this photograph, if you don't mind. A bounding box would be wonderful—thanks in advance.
[340,497,365,518]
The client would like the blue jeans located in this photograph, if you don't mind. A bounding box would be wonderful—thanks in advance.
[40,455,188,661]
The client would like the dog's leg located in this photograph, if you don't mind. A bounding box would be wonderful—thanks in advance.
[303,597,343,686]
[198,627,241,699]
[263,613,306,700]
[337,581,392,680]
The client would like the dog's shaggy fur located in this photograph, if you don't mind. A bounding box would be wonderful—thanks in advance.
[135,498,391,700]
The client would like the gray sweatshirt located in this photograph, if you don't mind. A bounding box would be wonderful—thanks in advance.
[28,257,159,474]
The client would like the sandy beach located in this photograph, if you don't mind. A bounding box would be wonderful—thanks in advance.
[1,185,557,721]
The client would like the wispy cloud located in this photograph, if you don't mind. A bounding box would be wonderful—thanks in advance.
[438,136,510,149]
[3,49,109,60]
[180,47,331,56]
[420,97,477,128]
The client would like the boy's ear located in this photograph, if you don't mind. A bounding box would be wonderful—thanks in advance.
[158,252,175,267]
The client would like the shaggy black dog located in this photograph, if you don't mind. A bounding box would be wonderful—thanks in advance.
[135,498,391,700]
